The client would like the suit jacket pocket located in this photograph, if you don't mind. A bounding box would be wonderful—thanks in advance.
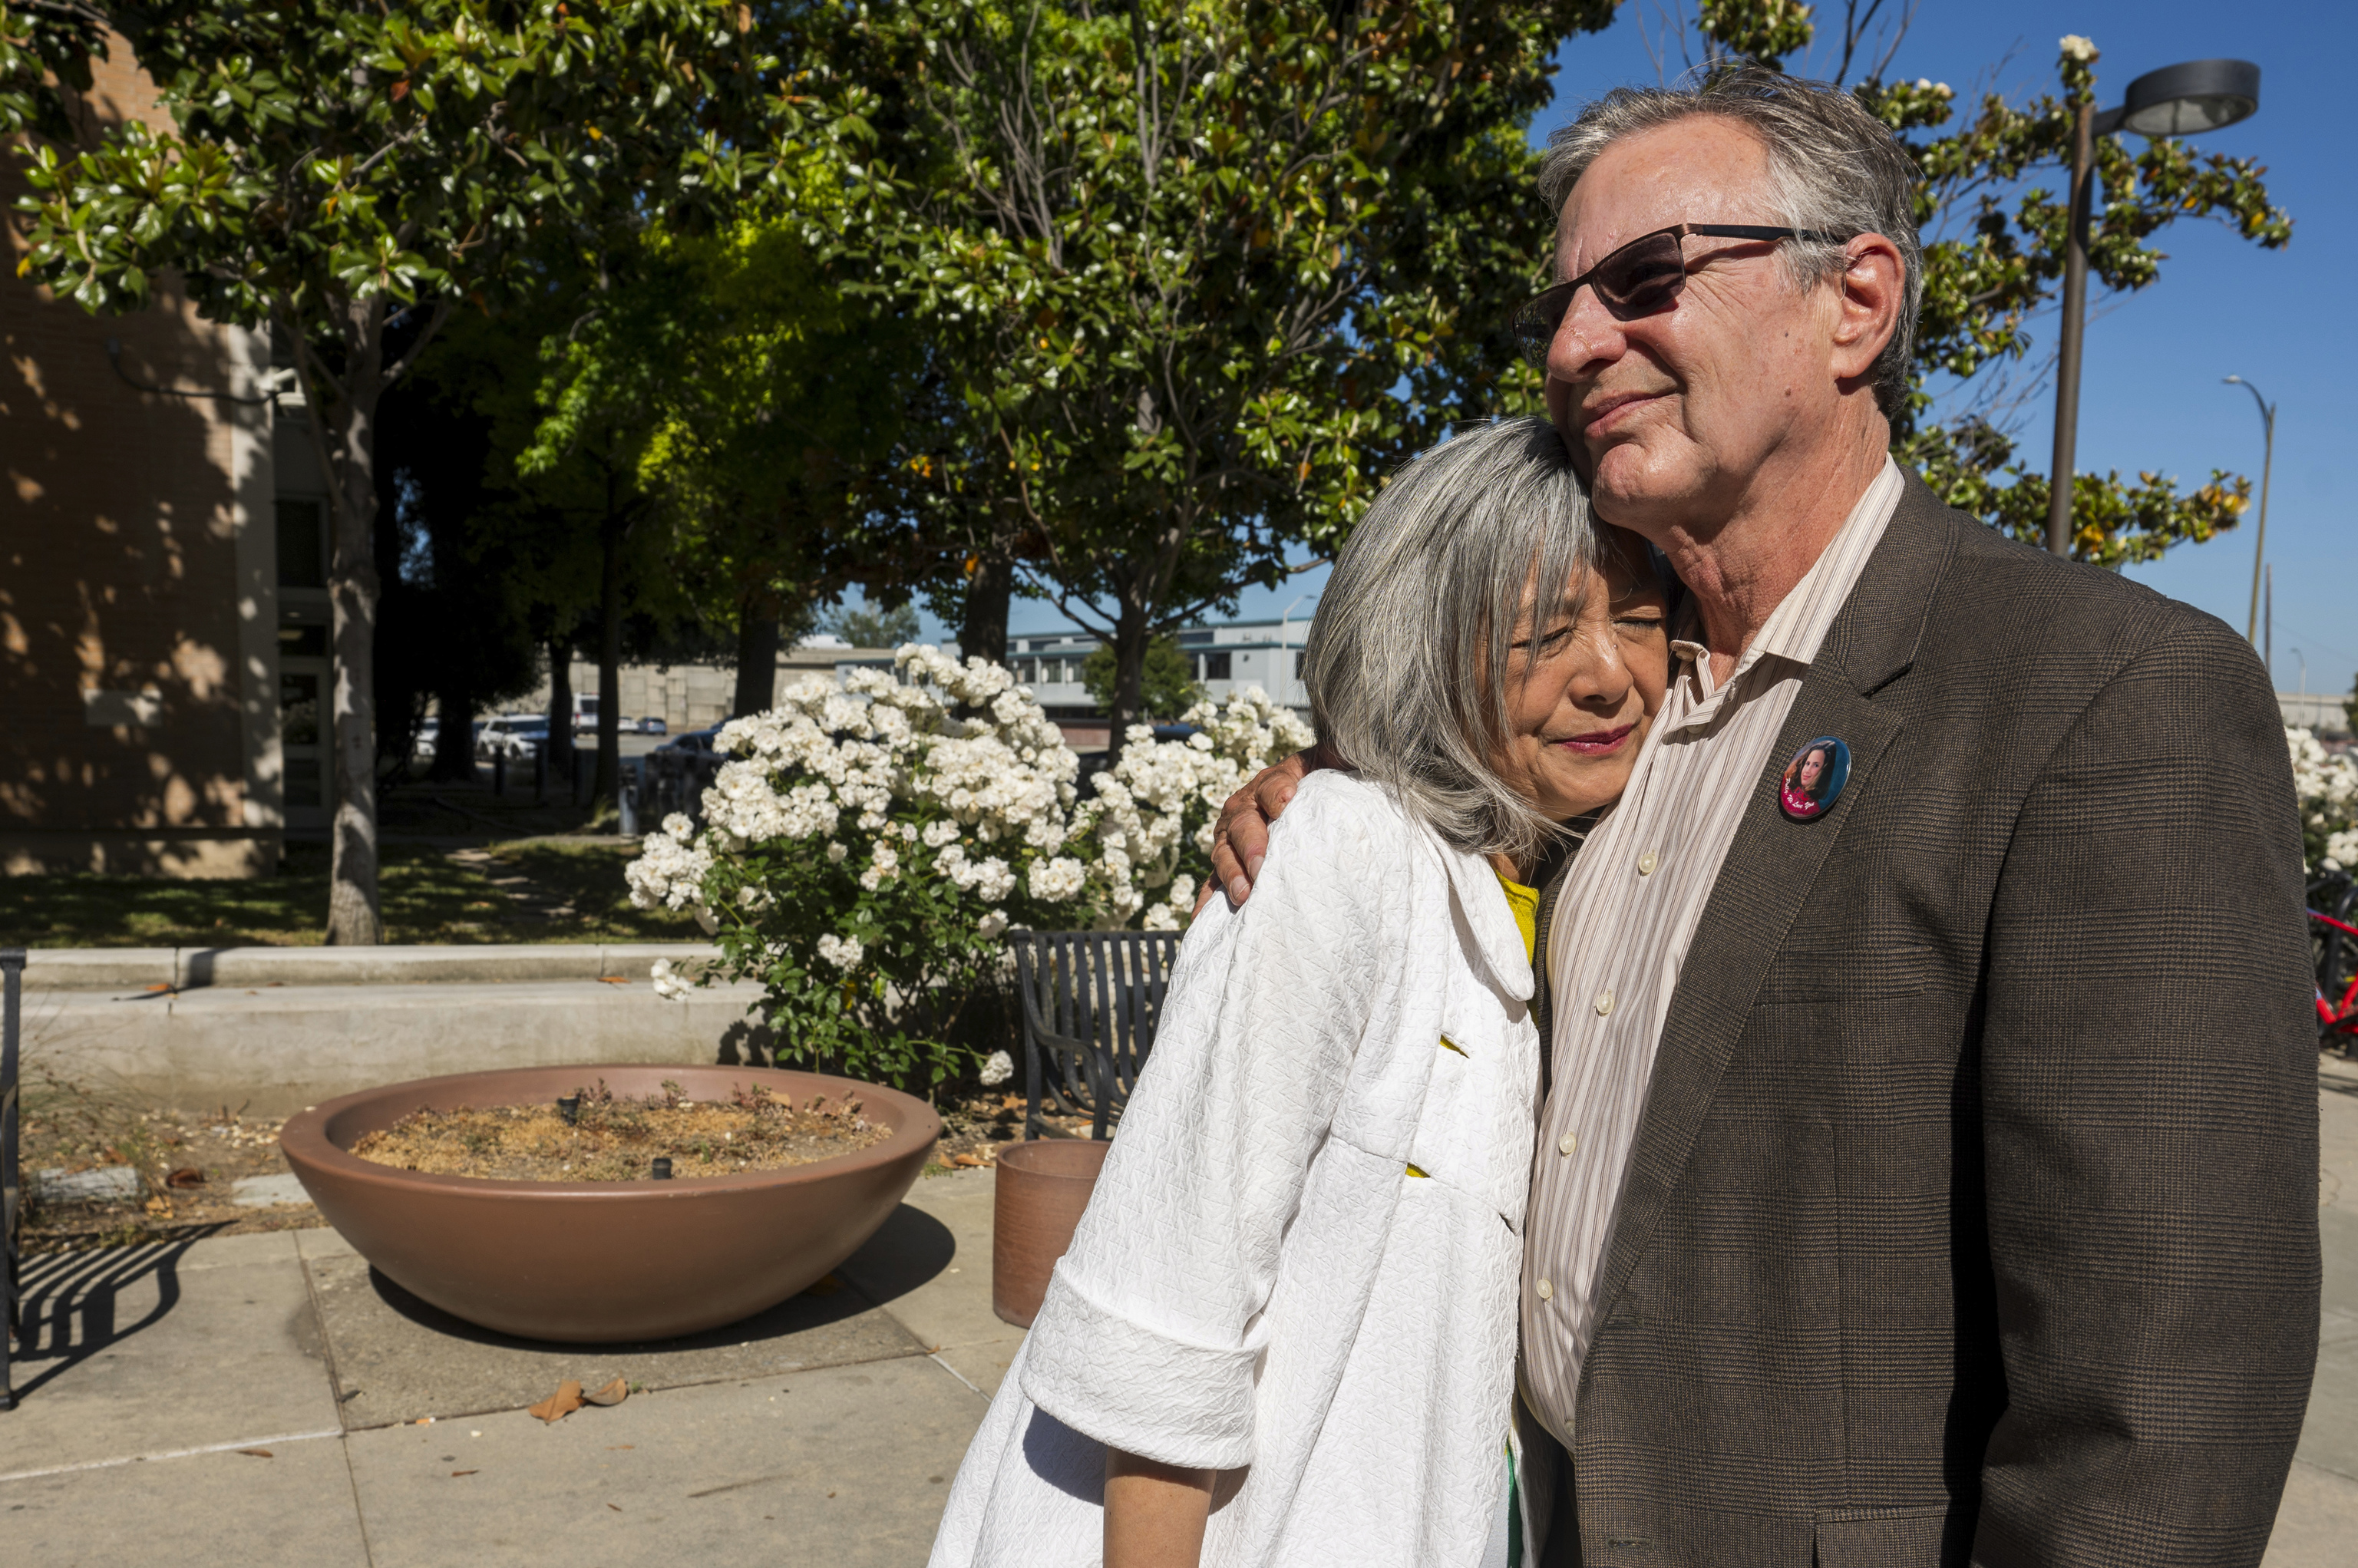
[1813,1504,1962,1568]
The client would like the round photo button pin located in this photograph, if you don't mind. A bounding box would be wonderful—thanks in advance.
[1779,736,1850,822]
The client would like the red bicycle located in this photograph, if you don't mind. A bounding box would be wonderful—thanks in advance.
[2310,871,2358,1048]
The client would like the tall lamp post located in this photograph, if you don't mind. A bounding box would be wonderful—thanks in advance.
[2224,375,2277,646]
[2046,58,2263,558]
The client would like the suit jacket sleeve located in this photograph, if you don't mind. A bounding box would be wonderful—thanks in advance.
[1973,617,2320,1565]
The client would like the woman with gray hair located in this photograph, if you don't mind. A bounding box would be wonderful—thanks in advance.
[930,416,1670,1568]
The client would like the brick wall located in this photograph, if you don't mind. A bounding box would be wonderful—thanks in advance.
[1,31,280,877]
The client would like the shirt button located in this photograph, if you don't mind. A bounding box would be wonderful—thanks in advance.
[1593,989,1615,1017]
[1637,850,1659,876]
[1557,1131,1577,1156]
[1536,1279,1555,1301]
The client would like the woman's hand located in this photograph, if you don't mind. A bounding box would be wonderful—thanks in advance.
[1200,746,1339,911]
[1105,1448,1215,1568]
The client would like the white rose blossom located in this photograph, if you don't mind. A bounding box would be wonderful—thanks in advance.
[624,657,1311,1091]
[2290,728,2358,873]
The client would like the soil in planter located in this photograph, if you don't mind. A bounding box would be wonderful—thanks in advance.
[350,1079,890,1183]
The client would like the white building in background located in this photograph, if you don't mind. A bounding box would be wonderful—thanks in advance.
[2281,691,2350,737]
[1003,616,1312,717]
[827,615,1312,753]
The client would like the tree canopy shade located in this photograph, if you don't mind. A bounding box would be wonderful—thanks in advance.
[12,1,787,942]
[857,0,1617,757]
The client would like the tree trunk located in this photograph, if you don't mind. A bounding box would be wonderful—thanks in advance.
[1106,599,1151,766]
[732,597,781,719]
[546,631,576,782]
[594,499,625,806]
[959,552,1013,667]
[323,300,387,946]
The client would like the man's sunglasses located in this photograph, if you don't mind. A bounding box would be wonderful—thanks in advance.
[1512,223,1841,370]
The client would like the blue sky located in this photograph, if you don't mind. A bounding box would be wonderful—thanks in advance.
[931,2,2351,697]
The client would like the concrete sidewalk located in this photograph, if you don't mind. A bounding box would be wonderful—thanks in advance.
[1,1168,1016,1567]
[3,1065,2354,1566]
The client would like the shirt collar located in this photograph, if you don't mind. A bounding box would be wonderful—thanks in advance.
[1663,457,1904,718]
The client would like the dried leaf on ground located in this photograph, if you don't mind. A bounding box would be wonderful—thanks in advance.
[529,1380,586,1424]
[236,1448,273,1458]
[165,1166,206,1189]
[583,1378,629,1407]
[451,1469,478,1477]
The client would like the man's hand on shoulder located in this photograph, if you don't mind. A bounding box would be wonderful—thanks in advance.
[1198,748,1336,912]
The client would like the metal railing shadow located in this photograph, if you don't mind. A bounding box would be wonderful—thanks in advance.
[7,1226,230,1405]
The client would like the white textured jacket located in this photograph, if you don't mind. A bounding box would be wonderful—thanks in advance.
[930,771,1543,1568]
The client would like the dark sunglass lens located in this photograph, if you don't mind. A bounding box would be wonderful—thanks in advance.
[1516,283,1574,368]
[1593,233,1686,316]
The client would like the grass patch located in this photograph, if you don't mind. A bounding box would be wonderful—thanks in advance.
[0,837,695,948]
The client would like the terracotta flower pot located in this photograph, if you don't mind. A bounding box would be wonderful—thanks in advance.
[280,1063,938,1343]
[992,1137,1110,1329]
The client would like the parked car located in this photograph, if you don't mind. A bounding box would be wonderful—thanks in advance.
[477,714,550,761]
[411,718,441,764]
[639,715,668,735]
[641,721,731,824]
[566,693,599,733]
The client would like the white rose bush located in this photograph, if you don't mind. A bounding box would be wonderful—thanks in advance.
[625,646,1308,1091]
[2289,727,2358,880]
[1065,688,1317,929]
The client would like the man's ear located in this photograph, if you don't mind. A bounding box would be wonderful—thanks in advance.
[1829,233,1905,388]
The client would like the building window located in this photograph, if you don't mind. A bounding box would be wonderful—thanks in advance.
[1197,650,1232,682]
[276,499,326,588]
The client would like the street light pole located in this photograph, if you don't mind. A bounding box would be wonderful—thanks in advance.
[2225,375,2277,646]
[2046,101,2096,558]
[2043,56,2261,557]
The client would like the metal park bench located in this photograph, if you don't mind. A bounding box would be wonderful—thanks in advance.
[3,947,23,1410]
[1008,932,1184,1141]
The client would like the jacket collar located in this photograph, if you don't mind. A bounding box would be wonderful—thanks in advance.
[1821,466,1957,698]
[1438,839,1535,1003]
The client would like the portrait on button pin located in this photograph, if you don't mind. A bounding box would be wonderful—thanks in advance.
[1778,736,1849,821]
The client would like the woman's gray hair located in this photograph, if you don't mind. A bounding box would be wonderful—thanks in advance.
[1303,416,1599,866]
[1537,66,1924,418]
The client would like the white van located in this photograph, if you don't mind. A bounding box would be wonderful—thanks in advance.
[567,694,599,732]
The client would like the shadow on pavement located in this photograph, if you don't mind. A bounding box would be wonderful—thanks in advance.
[9,1226,230,1400]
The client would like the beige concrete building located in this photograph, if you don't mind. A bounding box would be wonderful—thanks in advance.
[3,33,314,876]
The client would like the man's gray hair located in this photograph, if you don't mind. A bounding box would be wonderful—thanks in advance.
[1303,416,1598,865]
[1538,66,1924,418]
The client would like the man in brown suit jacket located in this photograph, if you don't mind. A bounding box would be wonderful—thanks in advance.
[1213,68,2318,1566]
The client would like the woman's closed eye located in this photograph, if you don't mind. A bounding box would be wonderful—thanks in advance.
[1510,621,1576,656]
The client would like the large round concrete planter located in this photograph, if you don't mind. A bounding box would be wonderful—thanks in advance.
[281,1064,939,1343]
[992,1137,1109,1329]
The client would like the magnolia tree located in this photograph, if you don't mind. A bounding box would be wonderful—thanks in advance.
[2289,728,2358,880]
[625,648,1309,1089]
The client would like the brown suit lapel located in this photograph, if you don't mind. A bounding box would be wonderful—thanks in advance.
[1582,471,1961,1340]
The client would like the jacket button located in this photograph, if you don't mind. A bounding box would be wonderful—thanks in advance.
[1557,1131,1577,1156]
[1593,989,1614,1016]
[1637,850,1659,876]
[1535,1278,1554,1301]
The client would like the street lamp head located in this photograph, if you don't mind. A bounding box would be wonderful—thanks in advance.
[2115,58,2261,137]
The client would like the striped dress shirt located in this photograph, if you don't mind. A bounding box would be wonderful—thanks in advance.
[1518,458,1904,1448]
